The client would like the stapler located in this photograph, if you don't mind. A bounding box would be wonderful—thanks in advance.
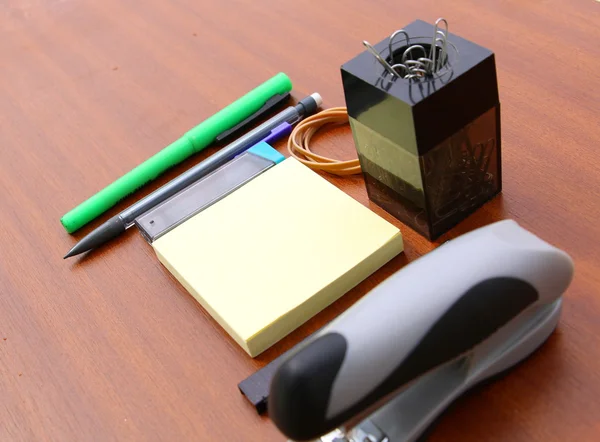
[268,219,574,442]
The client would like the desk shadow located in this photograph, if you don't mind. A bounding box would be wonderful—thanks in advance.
[435,192,507,243]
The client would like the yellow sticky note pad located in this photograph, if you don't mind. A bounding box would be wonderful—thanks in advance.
[153,158,403,357]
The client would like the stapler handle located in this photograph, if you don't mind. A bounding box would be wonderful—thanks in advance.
[268,220,573,441]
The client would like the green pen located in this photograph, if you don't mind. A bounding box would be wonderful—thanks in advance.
[61,72,293,233]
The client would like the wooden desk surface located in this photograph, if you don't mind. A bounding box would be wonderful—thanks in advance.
[1,0,599,440]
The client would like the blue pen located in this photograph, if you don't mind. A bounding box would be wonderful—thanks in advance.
[259,122,292,145]
[234,122,291,159]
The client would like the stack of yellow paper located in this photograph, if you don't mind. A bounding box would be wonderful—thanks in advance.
[152,158,403,357]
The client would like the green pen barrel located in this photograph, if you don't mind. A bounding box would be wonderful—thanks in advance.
[60,72,293,233]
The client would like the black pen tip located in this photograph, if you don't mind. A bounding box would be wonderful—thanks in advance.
[63,216,127,260]
[64,245,83,259]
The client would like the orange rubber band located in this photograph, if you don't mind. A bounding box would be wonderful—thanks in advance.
[287,107,361,176]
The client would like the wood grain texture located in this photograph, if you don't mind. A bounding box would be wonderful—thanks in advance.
[1,0,599,440]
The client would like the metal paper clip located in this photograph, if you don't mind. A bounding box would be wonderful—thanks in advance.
[363,18,451,80]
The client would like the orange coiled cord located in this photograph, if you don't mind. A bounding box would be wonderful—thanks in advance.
[287,107,362,176]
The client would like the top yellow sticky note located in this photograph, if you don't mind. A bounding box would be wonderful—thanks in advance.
[152,158,403,357]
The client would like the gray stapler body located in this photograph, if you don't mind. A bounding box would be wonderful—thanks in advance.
[268,219,574,442]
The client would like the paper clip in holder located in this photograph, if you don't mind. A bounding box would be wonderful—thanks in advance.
[135,142,285,243]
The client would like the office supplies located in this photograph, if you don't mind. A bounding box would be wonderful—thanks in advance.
[151,157,404,358]
[287,107,361,176]
[135,140,287,243]
[63,92,322,259]
[60,72,293,234]
[268,219,574,442]
[341,19,501,240]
